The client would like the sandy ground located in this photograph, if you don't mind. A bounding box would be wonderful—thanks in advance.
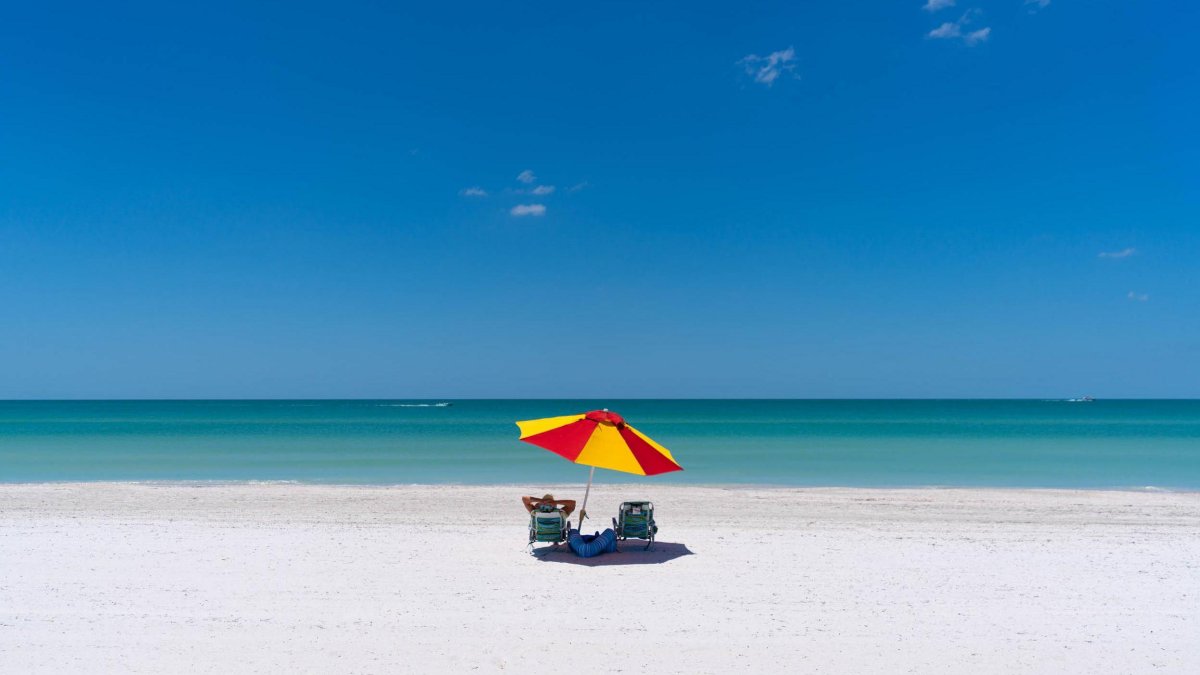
[1,483,1198,674]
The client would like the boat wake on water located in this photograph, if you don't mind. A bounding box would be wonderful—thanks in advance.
[379,402,453,408]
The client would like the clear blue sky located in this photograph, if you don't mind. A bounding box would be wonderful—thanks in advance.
[1,1,1196,398]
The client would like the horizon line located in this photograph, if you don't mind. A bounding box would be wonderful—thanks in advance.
[3,397,1198,402]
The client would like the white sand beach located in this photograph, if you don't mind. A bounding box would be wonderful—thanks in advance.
[1,483,1197,674]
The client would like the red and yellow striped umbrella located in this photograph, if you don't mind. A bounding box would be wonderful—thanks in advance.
[516,409,682,528]
[517,409,682,476]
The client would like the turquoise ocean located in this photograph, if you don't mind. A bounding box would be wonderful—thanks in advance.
[1,400,1198,489]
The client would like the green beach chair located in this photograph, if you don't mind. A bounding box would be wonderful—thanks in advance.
[612,501,658,550]
[528,504,569,550]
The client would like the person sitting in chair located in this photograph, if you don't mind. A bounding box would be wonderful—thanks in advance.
[521,493,576,518]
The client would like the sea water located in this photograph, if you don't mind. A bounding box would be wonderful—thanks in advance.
[1,400,1198,489]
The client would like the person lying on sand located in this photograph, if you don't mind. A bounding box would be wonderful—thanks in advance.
[522,494,576,518]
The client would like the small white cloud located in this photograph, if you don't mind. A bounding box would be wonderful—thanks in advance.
[510,204,546,217]
[1099,247,1137,259]
[531,185,556,195]
[923,0,955,12]
[1127,291,1149,302]
[927,10,988,46]
[928,21,962,39]
[568,181,589,193]
[459,187,487,197]
[738,46,798,87]
[516,169,536,184]
[964,27,990,45]
[1026,0,1051,10]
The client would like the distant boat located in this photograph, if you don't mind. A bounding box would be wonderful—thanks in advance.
[1066,396,1095,403]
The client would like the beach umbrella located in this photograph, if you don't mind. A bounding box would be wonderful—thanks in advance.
[516,409,682,530]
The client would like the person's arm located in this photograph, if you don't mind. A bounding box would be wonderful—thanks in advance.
[521,496,536,513]
[557,499,576,516]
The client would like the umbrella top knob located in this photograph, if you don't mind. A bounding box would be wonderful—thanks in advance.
[585,409,626,427]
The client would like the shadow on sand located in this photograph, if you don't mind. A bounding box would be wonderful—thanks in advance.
[532,541,693,566]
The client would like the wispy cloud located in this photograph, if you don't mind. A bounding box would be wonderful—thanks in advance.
[964,27,990,46]
[1025,0,1051,10]
[738,46,798,86]
[568,181,589,193]
[510,204,546,217]
[928,22,962,39]
[530,185,555,195]
[459,186,487,198]
[1127,291,1149,302]
[1099,247,1137,259]
[927,10,989,45]
[516,169,536,184]
[923,0,955,12]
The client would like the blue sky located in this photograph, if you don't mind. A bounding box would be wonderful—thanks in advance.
[1,1,1196,398]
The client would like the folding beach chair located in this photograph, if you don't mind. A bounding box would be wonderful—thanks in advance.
[528,504,570,551]
[612,501,658,550]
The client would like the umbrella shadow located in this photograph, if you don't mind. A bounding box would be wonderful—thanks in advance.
[531,541,693,566]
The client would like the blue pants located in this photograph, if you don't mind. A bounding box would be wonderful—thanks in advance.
[567,528,618,557]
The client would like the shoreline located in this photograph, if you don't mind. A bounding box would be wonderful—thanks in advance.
[2,479,1198,493]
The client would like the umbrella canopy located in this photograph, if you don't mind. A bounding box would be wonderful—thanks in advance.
[516,409,683,476]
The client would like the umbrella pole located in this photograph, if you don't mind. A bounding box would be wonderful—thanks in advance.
[577,465,595,531]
